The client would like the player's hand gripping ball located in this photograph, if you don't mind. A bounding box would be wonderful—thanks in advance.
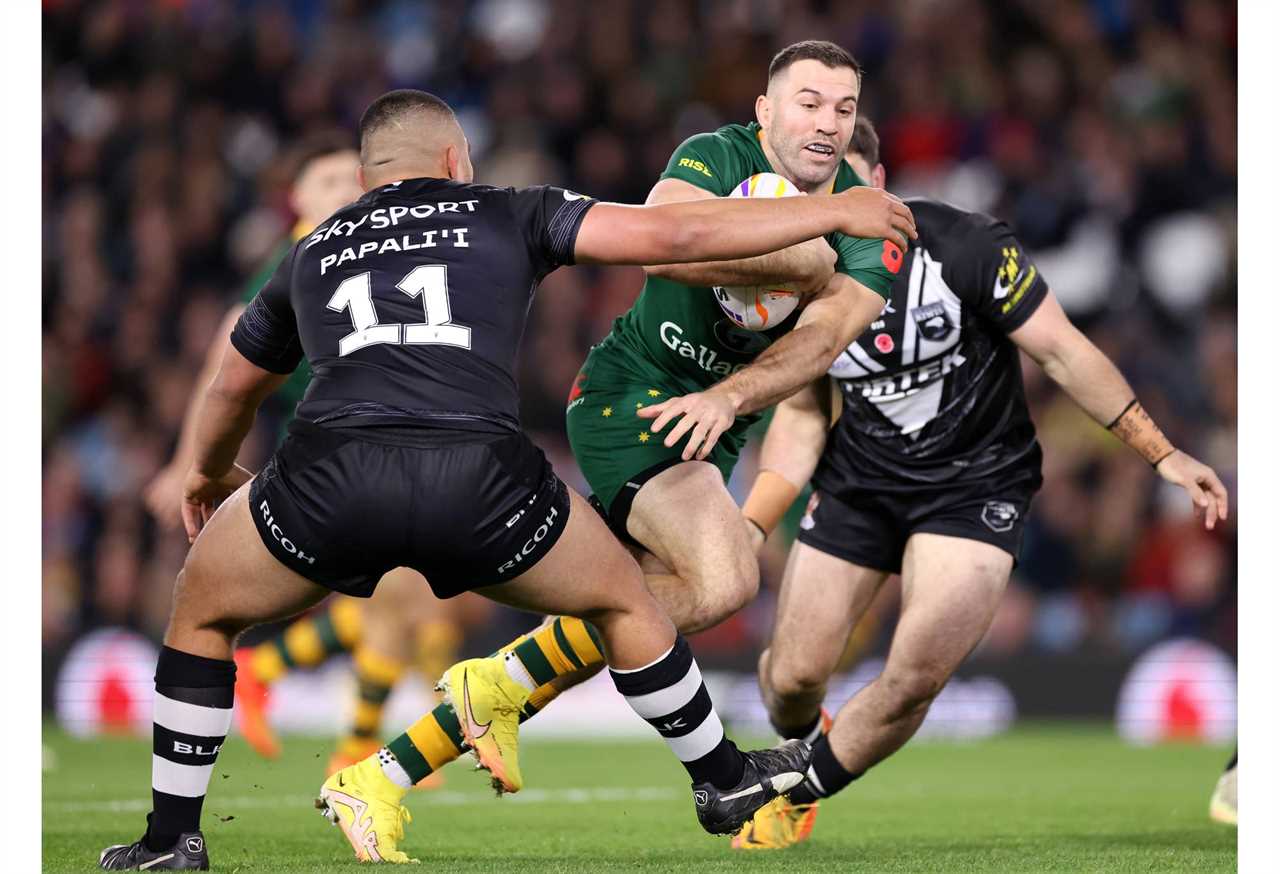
[712,173,804,331]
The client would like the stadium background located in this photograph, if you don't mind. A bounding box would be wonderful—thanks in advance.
[42,0,1236,741]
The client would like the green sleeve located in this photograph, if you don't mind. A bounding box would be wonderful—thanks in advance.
[658,132,747,196]
[828,232,900,300]
[239,243,292,305]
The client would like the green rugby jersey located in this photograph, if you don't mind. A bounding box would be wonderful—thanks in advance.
[596,122,899,401]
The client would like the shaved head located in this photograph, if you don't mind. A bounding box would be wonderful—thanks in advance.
[357,89,473,189]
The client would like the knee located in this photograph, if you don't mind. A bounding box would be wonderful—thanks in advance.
[879,666,948,716]
[765,648,830,702]
[698,548,760,619]
[168,566,243,642]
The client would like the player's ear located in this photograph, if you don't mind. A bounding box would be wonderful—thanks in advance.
[755,94,771,131]
[356,164,368,191]
[872,163,887,190]
[445,144,461,181]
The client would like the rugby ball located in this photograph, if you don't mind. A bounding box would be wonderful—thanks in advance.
[712,173,804,332]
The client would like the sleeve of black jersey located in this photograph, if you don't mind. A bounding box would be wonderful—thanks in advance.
[952,214,1050,333]
[508,185,598,277]
[229,244,304,374]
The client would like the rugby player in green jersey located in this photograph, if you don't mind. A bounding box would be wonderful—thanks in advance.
[378,40,918,800]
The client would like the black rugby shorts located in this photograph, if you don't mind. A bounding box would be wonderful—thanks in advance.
[248,419,570,598]
[795,476,1039,575]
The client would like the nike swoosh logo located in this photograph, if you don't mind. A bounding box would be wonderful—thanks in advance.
[719,782,763,802]
[462,668,491,741]
[140,854,176,870]
[337,773,345,787]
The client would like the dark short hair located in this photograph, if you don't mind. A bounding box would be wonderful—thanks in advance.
[287,130,356,183]
[767,40,862,84]
[358,89,456,159]
[847,116,880,166]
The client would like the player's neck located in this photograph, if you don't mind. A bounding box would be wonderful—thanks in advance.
[364,161,451,191]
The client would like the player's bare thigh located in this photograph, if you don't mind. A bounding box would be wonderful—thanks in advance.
[167,483,332,659]
[878,532,1012,691]
[764,542,890,694]
[472,487,669,668]
[624,461,759,630]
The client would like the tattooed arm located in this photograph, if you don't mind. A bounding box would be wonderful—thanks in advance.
[1010,291,1229,529]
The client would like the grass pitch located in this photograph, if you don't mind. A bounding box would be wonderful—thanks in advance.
[43,724,1234,872]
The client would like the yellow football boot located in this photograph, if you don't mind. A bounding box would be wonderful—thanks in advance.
[316,756,418,863]
[730,796,820,850]
[1209,765,1237,826]
[327,739,445,791]
[436,656,529,794]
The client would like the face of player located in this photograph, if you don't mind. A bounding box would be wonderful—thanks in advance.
[758,59,860,192]
[843,151,886,190]
[291,150,363,228]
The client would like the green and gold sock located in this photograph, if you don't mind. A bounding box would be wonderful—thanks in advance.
[249,598,363,684]
[384,618,604,784]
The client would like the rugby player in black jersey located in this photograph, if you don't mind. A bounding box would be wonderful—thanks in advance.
[730,118,1230,850]
[99,90,918,869]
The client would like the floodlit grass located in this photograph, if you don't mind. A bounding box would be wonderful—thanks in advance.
[43,723,1235,872]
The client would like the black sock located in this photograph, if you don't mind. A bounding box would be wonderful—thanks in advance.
[773,712,822,743]
[788,735,863,805]
[609,635,745,790]
[148,647,235,850]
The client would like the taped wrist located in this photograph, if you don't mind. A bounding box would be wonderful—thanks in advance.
[1106,399,1175,468]
[743,470,802,536]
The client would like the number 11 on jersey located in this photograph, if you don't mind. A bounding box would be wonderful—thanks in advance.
[327,264,472,356]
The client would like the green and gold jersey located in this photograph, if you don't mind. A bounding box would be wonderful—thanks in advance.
[596,122,898,401]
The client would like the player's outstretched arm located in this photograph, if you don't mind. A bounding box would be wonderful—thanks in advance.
[741,377,832,551]
[573,187,915,269]
[182,345,286,542]
[1009,290,1229,530]
[641,179,836,292]
[638,273,883,461]
[144,304,246,529]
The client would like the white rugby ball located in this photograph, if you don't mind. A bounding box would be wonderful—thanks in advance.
[713,173,804,332]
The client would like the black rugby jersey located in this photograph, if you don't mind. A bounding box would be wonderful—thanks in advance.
[230,178,595,433]
[814,198,1049,495]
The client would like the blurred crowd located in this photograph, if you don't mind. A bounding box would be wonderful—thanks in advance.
[42,0,1236,684]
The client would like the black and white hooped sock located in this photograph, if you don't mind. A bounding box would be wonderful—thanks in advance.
[787,734,864,805]
[773,711,825,746]
[609,635,744,790]
[148,646,235,849]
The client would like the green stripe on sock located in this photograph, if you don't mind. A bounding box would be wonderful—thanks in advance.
[583,621,603,652]
[435,702,467,749]
[514,638,558,687]
[387,735,433,783]
[313,615,344,657]
[357,681,393,705]
[553,619,585,670]
[271,637,296,670]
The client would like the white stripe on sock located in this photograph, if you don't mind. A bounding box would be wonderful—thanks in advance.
[622,662,703,719]
[503,652,538,693]
[378,748,414,790]
[803,720,825,746]
[664,713,725,762]
[151,755,215,798]
[153,693,233,737]
[805,764,827,797]
[608,643,675,674]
